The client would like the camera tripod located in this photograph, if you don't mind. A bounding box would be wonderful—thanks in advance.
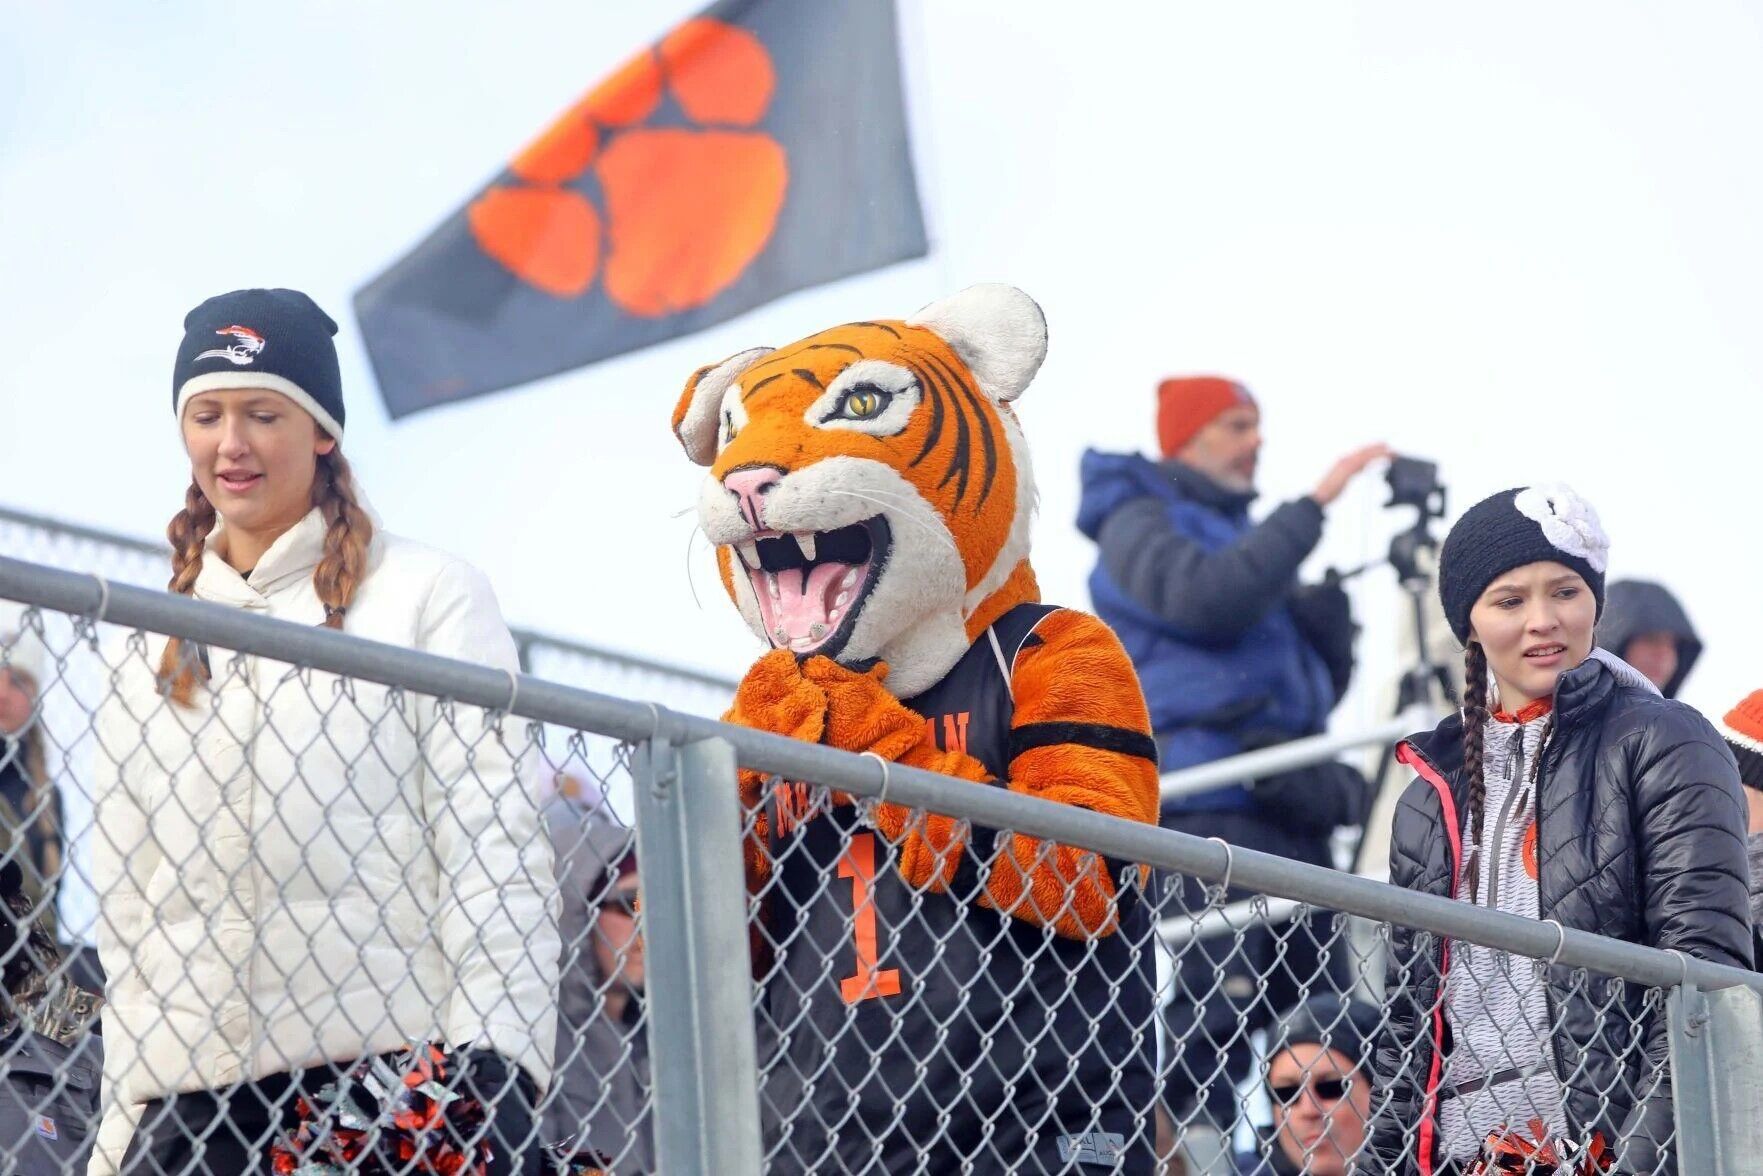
[1332,459,1456,868]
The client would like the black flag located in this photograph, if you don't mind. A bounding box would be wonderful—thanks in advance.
[355,0,927,418]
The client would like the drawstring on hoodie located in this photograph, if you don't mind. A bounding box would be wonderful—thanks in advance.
[1470,714,1552,978]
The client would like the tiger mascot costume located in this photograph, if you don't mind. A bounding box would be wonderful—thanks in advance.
[671,284,1161,1172]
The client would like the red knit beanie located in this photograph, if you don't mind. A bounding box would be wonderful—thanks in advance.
[1720,690,1763,791]
[1157,376,1256,458]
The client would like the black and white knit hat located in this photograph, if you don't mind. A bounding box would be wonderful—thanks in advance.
[172,288,344,440]
[1438,483,1610,644]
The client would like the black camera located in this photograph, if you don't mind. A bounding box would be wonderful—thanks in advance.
[1386,455,1446,520]
[1382,455,1445,588]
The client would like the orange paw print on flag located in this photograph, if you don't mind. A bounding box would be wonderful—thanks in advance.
[468,18,788,315]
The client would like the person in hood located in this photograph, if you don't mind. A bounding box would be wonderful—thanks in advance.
[1233,996,1379,1176]
[1075,376,1387,1133]
[1597,579,1702,697]
[541,784,652,1173]
[1369,484,1752,1176]
[88,288,559,1175]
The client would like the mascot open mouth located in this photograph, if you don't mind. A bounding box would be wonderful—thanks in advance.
[733,516,891,658]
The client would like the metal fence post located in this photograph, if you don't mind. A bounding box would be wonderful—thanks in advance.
[1669,982,1763,1174]
[632,735,762,1176]
[1667,983,1719,1174]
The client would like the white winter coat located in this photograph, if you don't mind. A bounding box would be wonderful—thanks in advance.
[87,508,559,1174]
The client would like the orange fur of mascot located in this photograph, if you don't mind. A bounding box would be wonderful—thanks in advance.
[671,283,1160,1172]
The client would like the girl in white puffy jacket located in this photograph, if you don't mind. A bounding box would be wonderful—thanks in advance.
[88,288,559,1175]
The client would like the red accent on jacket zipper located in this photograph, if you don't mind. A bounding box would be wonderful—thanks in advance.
[1394,740,1462,1176]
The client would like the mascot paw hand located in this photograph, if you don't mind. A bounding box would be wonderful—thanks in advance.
[800,656,923,762]
[730,649,827,745]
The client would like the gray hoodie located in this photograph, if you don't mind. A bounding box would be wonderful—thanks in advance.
[1597,580,1702,697]
[541,797,653,1173]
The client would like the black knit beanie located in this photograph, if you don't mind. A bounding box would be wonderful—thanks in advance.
[1266,995,1381,1070]
[1438,484,1609,644]
[173,288,345,440]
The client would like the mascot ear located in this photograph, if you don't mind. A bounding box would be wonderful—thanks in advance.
[906,284,1047,403]
[671,347,770,466]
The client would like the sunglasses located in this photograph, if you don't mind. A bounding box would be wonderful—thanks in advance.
[596,890,639,918]
[1268,1077,1350,1106]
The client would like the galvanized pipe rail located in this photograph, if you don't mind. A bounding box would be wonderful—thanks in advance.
[1158,708,1431,800]
[3,554,1754,999]
[0,502,737,693]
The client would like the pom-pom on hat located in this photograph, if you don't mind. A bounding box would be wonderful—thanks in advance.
[173,288,345,441]
[1719,690,1763,792]
[1438,483,1609,644]
[1156,376,1256,458]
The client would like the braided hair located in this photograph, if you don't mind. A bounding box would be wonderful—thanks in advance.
[157,480,218,705]
[1460,640,1558,903]
[1460,641,1490,900]
[310,449,373,631]
[157,449,374,706]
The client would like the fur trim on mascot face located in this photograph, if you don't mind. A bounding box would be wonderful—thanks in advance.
[672,284,1048,698]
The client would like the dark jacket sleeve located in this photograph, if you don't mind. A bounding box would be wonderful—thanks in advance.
[1365,781,1438,1173]
[1094,495,1324,643]
[1631,729,1754,966]
[1615,722,1754,1167]
[1248,759,1370,835]
[460,1047,541,1176]
[1287,578,1357,702]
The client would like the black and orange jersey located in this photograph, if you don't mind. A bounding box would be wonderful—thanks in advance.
[758,604,1158,1173]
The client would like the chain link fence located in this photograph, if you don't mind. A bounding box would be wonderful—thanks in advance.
[0,552,1758,1174]
[0,504,734,952]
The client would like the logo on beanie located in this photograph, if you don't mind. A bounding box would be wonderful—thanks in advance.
[1513,483,1608,572]
[194,325,266,366]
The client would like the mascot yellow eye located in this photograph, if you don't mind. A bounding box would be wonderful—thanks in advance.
[839,386,891,420]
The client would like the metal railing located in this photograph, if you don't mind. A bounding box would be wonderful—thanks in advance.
[0,500,737,697]
[0,502,737,949]
[0,500,1418,818]
[0,552,1757,1174]
[1158,709,1428,802]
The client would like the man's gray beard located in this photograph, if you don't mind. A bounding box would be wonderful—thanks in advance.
[1213,469,1256,495]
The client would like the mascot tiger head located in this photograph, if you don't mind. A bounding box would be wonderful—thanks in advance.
[672,284,1048,697]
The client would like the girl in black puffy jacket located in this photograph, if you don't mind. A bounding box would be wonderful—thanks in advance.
[1366,485,1752,1176]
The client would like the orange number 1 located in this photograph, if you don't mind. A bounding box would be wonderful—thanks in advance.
[838,832,903,1003]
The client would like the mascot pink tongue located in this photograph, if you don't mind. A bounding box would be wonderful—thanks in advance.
[751,560,862,651]
[670,283,1163,1172]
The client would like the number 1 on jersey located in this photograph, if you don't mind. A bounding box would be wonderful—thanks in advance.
[838,832,903,1003]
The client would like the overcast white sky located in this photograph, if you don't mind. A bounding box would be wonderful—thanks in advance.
[4,0,1762,728]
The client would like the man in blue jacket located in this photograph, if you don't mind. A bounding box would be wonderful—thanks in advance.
[1077,375,1386,1138]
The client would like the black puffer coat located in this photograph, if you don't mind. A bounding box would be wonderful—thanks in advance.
[1366,658,1753,1175]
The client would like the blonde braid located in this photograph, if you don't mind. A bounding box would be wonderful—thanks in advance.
[311,450,374,630]
[157,481,216,706]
